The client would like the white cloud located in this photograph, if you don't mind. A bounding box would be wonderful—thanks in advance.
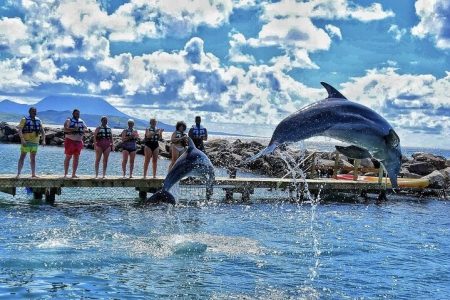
[0,17,31,56]
[412,0,450,49]
[248,17,331,51]
[262,0,394,22]
[341,68,450,119]
[325,24,342,40]
[228,32,255,64]
[388,24,407,41]
[78,65,87,73]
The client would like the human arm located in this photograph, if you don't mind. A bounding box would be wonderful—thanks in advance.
[188,128,194,139]
[17,118,26,146]
[40,125,46,146]
[203,128,208,141]
[93,127,99,146]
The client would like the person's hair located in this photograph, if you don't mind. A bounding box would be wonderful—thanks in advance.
[73,109,80,114]
[29,107,37,113]
[101,116,107,122]
[195,116,201,120]
[176,121,187,131]
[150,118,156,124]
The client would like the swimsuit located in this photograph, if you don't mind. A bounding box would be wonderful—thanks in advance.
[145,127,160,151]
[122,128,137,153]
[96,126,112,152]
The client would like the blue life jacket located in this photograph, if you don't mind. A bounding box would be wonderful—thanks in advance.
[68,117,85,135]
[191,125,206,139]
[22,116,41,134]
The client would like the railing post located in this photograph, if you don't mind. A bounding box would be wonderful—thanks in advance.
[333,153,340,179]
[353,159,361,181]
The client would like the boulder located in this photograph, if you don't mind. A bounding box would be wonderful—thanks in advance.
[422,170,446,189]
[412,152,446,170]
[407,162,436,176]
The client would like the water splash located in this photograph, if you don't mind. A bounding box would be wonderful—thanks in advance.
[276,146,322,288]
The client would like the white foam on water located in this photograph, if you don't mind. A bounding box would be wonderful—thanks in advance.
[36,238,70,249]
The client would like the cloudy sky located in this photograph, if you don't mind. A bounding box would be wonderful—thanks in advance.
[0,0,449,147]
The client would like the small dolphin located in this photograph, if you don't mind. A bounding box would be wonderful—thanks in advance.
[248,82,402,188]
[147,137,215,204]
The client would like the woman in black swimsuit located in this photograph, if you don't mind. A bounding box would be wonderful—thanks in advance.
[143,118,164,179]
[121,119,139,178]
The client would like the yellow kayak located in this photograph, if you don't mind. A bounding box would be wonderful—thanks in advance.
[336,174,430,188]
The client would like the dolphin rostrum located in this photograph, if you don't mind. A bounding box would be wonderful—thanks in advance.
[248,82,402,188]
[146,137,215,204]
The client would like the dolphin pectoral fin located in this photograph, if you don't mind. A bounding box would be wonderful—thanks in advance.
[146,190,176,205]
[243,143,278,164]
[335,145,372,159]
[385,129,400,148]
[320,82,347,100]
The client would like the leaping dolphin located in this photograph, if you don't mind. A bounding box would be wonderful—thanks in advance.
[248,82,402,188]
[146,137,215,204]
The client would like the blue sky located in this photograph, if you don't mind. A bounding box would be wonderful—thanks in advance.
[0,0,449,147]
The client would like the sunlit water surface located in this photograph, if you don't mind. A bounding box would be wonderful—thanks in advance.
[0,143,449,299]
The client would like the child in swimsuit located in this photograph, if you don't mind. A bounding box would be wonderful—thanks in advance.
[169,121,188,171]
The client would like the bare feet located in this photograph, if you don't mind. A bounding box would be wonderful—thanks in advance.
[153,175,156,179]
[15,174,20,178]
[129,175,133,179]
[31,175,39,178]
[71,175,79,179]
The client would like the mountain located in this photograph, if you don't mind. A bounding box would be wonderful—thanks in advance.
[0,100,30,115]
[35,95,129,118]
[0,96,173,130]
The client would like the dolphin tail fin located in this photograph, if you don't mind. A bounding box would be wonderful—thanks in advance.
[242,143,278,165]
[146,190,176,205]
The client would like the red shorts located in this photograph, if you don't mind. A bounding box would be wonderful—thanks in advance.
[64,138,84,156]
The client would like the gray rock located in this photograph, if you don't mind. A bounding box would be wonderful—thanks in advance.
[407,162,436,176]
[412,152,446,170]
[422,170,446,189]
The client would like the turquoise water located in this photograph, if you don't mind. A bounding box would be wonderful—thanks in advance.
[1,144,450,299]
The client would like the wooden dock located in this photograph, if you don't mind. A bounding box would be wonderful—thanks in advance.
[0,174,436,203]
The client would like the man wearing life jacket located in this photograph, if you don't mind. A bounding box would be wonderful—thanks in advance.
[16,107,46,178]
[63,109,87,178]
[188,116,208,153]
[93,116,114,179]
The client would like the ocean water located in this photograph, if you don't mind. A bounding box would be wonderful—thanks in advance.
[0,143,449,299]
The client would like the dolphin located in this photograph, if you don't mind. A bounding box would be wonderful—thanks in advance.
[248,82,402,188]
[146,137,215,204]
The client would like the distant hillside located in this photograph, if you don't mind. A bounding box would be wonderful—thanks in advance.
[0,96,173,130]
[35,95,129,118]
[0,100,30,115]
[0,110,173,131]
[0,95,129,118]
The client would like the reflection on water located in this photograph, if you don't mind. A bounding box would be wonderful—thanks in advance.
[0,144,450,298]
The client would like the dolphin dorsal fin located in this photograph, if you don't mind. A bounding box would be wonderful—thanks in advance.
[187,137,196,153]
[320,82,347,100]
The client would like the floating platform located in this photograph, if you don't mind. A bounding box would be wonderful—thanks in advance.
[0,174,440,203]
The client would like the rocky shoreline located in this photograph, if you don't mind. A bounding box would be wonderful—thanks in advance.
[1,122,449,189]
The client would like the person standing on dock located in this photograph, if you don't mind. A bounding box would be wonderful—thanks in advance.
[188,116,208,153]
[121,119,139,178]
[63,109,87,178]
[16,107,46,178]
[143,118,164,179]
[93,116,114,179]
[169,121,188,171]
